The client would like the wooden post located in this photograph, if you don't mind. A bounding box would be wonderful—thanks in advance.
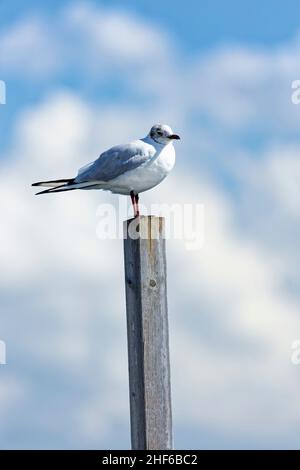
[123,216,172,450]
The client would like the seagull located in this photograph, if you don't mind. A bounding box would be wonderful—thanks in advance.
[32,124,180,217]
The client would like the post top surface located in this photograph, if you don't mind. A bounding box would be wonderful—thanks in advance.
[124,216,165,240]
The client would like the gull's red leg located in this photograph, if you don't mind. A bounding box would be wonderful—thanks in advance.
[135,194,140,217]
[130,190,138,217]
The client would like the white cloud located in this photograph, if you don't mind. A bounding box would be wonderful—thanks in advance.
[148,173,300,437]
[186,37,300,136]
[64,2,170,65]
[0,17,61,77]
[1,90,300,448]
[0,376,29,439]
[249,146,300,218]
[0,3,172,83]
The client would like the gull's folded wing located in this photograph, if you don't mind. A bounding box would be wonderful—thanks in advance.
[75,141,155,183]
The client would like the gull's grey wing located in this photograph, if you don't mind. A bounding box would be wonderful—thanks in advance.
[75,141,155,183]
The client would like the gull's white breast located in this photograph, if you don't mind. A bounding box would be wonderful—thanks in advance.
[107,143,176,195]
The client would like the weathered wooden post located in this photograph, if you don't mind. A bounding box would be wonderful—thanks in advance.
[123,216,172,450]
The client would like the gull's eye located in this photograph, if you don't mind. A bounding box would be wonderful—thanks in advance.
[157,131,163,136]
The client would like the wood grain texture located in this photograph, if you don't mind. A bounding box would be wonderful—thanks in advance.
[123,216,172,450]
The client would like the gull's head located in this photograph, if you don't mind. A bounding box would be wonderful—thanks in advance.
[149,124,180,145]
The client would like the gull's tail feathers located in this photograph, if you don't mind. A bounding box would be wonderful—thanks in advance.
[32,178,75,188]
[32,180,100,195]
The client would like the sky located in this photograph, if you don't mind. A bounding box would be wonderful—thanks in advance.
[1,0,300,450]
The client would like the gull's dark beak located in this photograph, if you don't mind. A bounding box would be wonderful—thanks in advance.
[169,134,180,140]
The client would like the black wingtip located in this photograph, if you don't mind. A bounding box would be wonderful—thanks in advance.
[32,178,75,187]
[35,188,52,195]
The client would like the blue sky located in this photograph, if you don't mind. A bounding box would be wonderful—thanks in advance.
[1,0,300,151]
[1,0,300,450]
[2,0,300,49]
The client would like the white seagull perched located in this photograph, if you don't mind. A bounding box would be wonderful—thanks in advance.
[32,124,180,217]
